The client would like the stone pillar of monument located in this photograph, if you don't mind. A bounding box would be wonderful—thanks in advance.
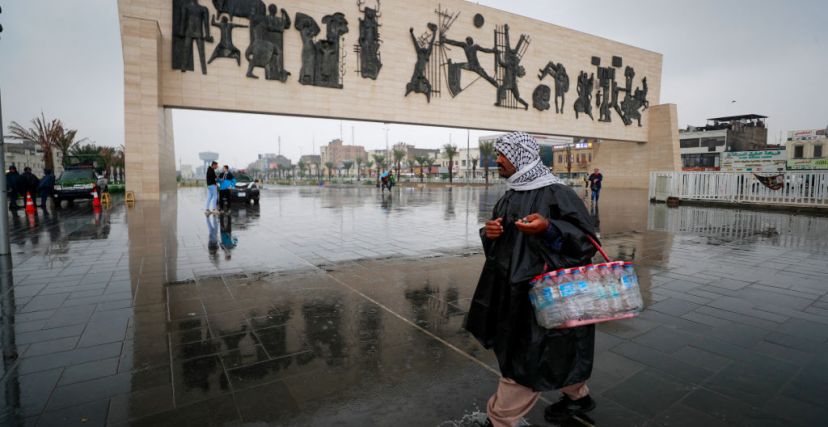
[591,104,681,189]
[120,13,177,201]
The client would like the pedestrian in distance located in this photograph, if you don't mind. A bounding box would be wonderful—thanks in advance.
[205,161,219,215]
[38,169,56,209]
[380,170,390,193]
[6,165,21,210]
[466,132,599,427]
[588,168,603,203]
[21,167,40,202]
[218,165,235,213]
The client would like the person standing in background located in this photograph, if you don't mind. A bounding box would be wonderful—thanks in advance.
[587,168,603,203]
[205,161,219,215]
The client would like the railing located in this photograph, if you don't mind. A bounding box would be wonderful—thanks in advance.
[649,171,828,207]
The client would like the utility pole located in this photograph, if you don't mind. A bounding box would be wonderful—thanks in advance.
[0,7,9,256]
[0,89,10,256]
[466,129,470,182]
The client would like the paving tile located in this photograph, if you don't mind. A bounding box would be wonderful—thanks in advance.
[703,353,799,407]
[604,369,694,418]
[22,336,79,357]
[682,388,787,427]
[58,357,120,386]
[15,324,85,347]
[610,342,715,384]
[37,399,109,427]
[648,298,701,317]
[18,342,123,375]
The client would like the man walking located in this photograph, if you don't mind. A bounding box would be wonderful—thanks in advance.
[205,161,219,215]
[587,168,603,203]
[6,166,21,210]
[466,132,598,426]
[38,169,56,209]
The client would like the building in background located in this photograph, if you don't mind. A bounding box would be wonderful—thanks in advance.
[4,142,64,176]
[179,164,195,179]
[246,153,293,178]
[320,139,367,169]
[552,139,594,178]
[679,114,768,171]
[299,154,322,177]
[786,128,828,170]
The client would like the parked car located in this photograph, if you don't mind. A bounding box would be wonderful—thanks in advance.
[230,173,260,204]
[53,166,107,206]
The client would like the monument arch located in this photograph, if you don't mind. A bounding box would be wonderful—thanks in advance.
[119,0,679,199]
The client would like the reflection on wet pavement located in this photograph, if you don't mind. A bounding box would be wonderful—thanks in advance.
[1,186,827,426]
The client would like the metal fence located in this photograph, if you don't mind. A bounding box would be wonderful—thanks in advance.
[649,171,828,206]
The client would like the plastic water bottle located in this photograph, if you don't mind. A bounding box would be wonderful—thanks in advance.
[564,268,589,320]
[621,262,643,311]
[610,262,628,312]
[597,264,618,316]
[558,268,577,320]
[584,265,605,318]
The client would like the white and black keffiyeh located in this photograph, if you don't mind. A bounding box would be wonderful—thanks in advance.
[495,132,563,191]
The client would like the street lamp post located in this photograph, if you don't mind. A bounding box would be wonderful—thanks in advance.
[0,89,11,256]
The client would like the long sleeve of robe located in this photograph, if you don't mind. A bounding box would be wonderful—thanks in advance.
[465,184,598,391]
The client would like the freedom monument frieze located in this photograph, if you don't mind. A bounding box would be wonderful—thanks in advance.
[118,0,679,199]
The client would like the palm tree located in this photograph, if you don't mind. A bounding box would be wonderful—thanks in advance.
[324,161,335,180]
[365,160,374,179]
[297,159,307,178]
[471,157,478,180]
[442,144,458,184]
[372,154,386,180]
[414,155,429,183]
[70,143,102,166]
[355,156,364,181]
[53,126,87,166]
[425,158,435,181]
[7,113,63,171]
[392,148,406,180]
[342,160,354,180]
[479,140,495,186]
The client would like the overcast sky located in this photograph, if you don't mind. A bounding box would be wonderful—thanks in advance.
[1,0,826,168]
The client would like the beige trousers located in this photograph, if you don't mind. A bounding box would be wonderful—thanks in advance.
[486,378,589,427]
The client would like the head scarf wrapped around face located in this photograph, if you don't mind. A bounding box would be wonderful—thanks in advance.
[495,132,563,191]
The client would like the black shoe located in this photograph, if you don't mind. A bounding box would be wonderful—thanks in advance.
[544,394,595,423]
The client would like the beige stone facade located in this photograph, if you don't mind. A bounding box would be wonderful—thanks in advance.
[118,0,679,199]
[591,104,681,189]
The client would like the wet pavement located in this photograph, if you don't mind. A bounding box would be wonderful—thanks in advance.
[1,185,827,426]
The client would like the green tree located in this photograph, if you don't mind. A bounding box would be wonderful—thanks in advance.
[53,126,87,166]
[70,143,103,166]
[7,113,63,171]
[479,140,495,186]
[365,160,374,179]
[392,148,406,180]
[426,157,435,180]
[355,156,364,181]
[324,161,335,180]
[372,154,386,180]
[342,160,354,180]
[297,159,307,178]
[442,144,458,184]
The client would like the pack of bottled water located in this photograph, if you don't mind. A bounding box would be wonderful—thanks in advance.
[528,261,643,329]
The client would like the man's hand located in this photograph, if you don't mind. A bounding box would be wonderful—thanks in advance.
[515,213,549,235]
[485,218,504,240]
